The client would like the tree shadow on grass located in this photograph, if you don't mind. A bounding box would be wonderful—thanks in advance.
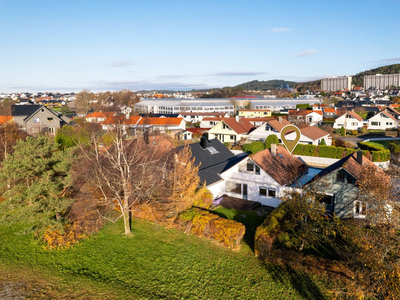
[211,207,272,251]
[265,263,327,300]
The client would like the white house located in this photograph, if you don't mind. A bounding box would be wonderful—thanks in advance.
[178,112,229,123]
[333,111,364,131]
[219,145,308,207]
[200,117,225,128]
[207,117,254,143]
[247,117,291,141]
[367,111,398,130]
[306,111,323,126]
[285,124,332,146]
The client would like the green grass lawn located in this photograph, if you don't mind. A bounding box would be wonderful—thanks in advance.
[363,140,390,149]
[0,218,330,299]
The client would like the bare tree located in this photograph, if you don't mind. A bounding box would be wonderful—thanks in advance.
[75,90,94,115]
[76,117,168,235]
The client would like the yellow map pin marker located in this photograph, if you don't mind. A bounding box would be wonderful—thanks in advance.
[280,125,301,154]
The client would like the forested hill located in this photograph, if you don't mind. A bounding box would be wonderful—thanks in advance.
[352,64,400,87]
[234,80,297,90]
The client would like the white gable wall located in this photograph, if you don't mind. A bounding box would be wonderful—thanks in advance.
[367,112,399,130]
[220,158,282,207]
[333,113,364,130]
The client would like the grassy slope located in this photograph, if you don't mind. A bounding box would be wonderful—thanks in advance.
[0,218,329,299]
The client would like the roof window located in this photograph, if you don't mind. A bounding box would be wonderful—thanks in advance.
[207,146,218,154]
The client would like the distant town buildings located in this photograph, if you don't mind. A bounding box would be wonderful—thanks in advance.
[364,74,400,90]
[321,76,352,92]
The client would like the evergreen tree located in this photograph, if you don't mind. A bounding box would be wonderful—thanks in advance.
[0,135,74,225]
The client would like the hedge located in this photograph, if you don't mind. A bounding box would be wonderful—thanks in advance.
[243,141,390,162]
[242,141,265,154]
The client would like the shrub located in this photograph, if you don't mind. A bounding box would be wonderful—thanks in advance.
[178,208,246,249]
[242,141,265,154]
[351,130,358,136]
[340,126,345,136]
[360,127,367,134]
[223,142,230,148]
[264,135,279,149]
[319,138,326,146]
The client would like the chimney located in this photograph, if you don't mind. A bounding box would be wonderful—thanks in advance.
[200,136,207,149]
[235,115,239,122]
[357,151,363,165]
[271,144,277,157]
[278,116,282,124]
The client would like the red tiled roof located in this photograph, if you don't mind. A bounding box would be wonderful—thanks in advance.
[323,108,336,113]
[347,111,364,121]
[297,124,329,140]
[137,117,183,126]
[380,111,397,122]
[202,117,224,121]
[0,116,13,125]
[289,109,309,116]
[310,110,323,116]
[86,112,114,118]
[251,145,308,186]
[221,118,254,134]
[267,118,291,131]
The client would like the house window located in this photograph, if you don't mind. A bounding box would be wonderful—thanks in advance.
[48,127,55,133]
[259,187,267,196]
[351,122,357,126]
[386,122,392,125]
[347,175,354,184]
[247,162,254,172]
[244,162,260,175]
[354,201,367,218]
[336,173,345,183]
[33,118,40,123]
[226,181,241,194]
[223,124,229,130]
[268,188,276,198]
[320,194,333,205]
[371,121,380,126]
[47,118,53,122]
[230,135,235,140]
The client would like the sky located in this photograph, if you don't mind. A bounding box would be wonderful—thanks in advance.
[1,0,400,93]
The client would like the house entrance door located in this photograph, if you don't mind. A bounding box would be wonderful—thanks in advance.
[242,184,248,200]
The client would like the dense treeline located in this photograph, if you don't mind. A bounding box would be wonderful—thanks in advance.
[352,64,400,87]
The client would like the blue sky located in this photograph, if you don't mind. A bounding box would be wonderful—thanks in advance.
[1,0,399,93]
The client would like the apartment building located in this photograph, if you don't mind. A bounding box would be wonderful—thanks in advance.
[364,74,400,90]
[321,76,352,92]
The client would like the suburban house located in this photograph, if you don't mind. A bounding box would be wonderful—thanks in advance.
[207,117,254,143]
[101,116,186,135]
[219,145,308,207]
[184,138,249,199]
[11,105,68,136]
[86,112,114,123]
[178,112,229,123]
[199,117,224,129]
[323,108,337,119]
[367,111,398,130]
[247,117,291,141]
[333,111,364,131]
[238,109,272,118]
[305,111,323,126]
[288,109,309,125]
[305,152,389,218]
[285,124,332,146]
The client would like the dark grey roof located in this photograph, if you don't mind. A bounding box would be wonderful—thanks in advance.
[183,139,248,186]
[11,105,41,116]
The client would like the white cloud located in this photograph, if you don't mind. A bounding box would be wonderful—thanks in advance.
[271,28,292,33]
[296,49,317,57]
